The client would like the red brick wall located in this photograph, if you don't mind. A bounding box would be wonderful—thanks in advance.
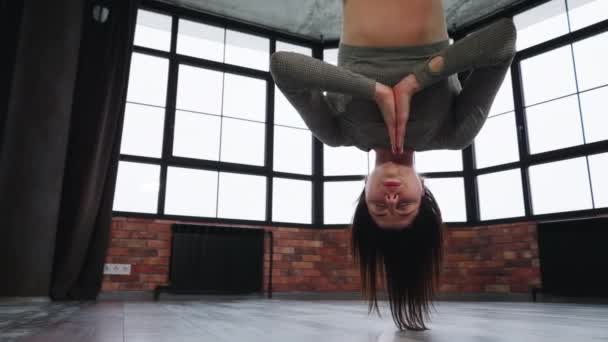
[266,228,359,292]
[440,223,541,293]
[103,218,540,294]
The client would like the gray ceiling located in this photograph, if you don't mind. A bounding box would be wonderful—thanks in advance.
[159,0,528,41]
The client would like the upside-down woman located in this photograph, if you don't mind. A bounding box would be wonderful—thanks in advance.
[270,0,516,331]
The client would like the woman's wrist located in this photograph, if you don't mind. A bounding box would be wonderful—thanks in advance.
[399,74,421,94]
[374,82,391,103]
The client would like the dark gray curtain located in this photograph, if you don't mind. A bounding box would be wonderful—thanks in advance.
[50,0,139,300]
[1,0,24,147]
[0,0,85,297]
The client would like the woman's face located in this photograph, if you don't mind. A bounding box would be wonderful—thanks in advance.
[365,160,423,230]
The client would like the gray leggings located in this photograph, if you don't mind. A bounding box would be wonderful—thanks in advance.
[270,18,517,151]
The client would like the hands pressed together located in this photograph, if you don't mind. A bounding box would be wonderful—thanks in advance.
[374,74,421,155]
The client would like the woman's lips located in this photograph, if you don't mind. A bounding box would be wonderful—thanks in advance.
[383,180,401,187]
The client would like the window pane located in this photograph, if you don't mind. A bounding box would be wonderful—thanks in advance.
[529,158,592,214]
[273,126,312,175]
[568,0,608,31]
[218,172,266,220]
[424,178,466,222]
[324,48,338,65]
[113,162,160,213]
[177,19,224,62]
[127,53,169,107]
[368,150,377,174]
[572,31,608,91]
[276,41,312,56]
[225,30,269,71]
[589,153,608,208]
[176,65,223,114]
[324,180,365,224]
[120,103,165,158]
[478,169,525,220]
[272,178,312,224]
[579,87,608,144]
[165,167,218,217]
[475,112,519,168]
[220,118,265,166]
[173,111,220,161]
[526,96,583,154]
[521,46,577,106]
[324,146,369,176]
[489,68,514,116]
[134,10,171,51]
[274,86,306,128]
[514,0,569,51]
[415,150,463,173]
[223,73,266,122]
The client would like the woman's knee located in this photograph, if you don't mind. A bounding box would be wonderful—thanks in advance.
[428,56,445,73]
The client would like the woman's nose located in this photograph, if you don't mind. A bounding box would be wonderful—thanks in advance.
[385,193,398,203]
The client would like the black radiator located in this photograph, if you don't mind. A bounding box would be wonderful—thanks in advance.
[155,224,267,299]
[537,217,608,298]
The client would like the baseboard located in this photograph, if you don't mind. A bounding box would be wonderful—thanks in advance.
[436,292,532,302]
[271,291,532,302]
[0,297,51,303]
[270,291,364,300]
[97,291,534,302]
[98,291,359,301]
[533,293,608,305]
[97,291,154,301]
[98,291,268,301]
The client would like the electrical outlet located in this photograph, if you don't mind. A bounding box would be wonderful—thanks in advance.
[103,263,131,275]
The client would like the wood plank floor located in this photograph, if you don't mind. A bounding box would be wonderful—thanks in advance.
[2,297,607,341]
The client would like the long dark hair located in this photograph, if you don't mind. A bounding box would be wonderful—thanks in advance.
[350,184,444,330]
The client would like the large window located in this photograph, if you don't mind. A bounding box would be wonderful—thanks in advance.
[114,8,316,226]
[472,0,608,223]
[114,2,608,227]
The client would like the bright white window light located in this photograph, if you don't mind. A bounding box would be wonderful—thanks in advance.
[225,30,269,71]
[324,180,365,224]
[478,169,525,220]
[126,53,169,107]
[424,178,467,222]
[165,167,218,218]
[113,162,160,213]
[134,10,171,51]
[272,178,312,224]
[177,19,224,62]
[217,172,266,220]
[529,158,592,214]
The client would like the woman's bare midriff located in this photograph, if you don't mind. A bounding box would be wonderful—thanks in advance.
[341,0,449,46]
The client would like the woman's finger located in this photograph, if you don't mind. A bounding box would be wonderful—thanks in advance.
[394,91,402,154]
[375,83,398,154]
[382,103,397,154]
[396,92,410,154]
